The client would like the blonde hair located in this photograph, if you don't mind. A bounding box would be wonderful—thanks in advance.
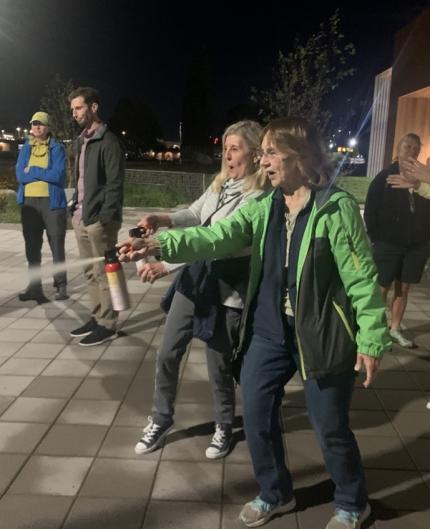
[262,116,332,188]
[211,120,267,193]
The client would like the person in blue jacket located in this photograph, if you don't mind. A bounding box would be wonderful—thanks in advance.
[16,111,68,303]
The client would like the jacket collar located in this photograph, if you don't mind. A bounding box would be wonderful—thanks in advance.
[79,123,107,142]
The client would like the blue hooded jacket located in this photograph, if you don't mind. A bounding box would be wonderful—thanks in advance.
[16,136,67,209]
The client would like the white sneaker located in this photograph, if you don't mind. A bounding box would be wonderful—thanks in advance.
[389,328,414,348]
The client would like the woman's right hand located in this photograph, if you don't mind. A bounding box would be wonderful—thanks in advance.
[137,214,172,234]
[116,236,161,262]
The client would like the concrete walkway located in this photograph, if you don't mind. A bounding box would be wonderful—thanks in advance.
[0,209,429,529]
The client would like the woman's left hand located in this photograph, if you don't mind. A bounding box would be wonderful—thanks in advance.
[354,354,380,388]
[387,173,419,189]
[138,261,168,283]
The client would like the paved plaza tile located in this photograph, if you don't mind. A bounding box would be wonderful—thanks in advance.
[0,221,429,528]
[9,455,93,496]
[0,494,73,529]
[63,497,144,529]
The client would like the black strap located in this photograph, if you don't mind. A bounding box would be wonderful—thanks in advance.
[201,191,242,227]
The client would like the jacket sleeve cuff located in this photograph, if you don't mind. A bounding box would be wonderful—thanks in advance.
[356,339,392,359]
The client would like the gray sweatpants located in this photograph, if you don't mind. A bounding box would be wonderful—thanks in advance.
[152,290,240,427]
[21,197,67,288]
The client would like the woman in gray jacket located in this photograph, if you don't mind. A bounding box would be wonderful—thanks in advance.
[132,120,268,458]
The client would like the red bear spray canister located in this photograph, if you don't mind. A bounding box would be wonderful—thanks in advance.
[104,249,130,311]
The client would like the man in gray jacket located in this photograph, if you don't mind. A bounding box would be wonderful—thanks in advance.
[68,86,125,346]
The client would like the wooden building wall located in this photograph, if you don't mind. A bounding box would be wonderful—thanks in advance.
[384,8,430,166]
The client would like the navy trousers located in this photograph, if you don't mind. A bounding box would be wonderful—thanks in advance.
[240,332,367,513]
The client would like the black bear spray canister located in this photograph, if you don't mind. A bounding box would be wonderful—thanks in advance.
[104,249,130,311]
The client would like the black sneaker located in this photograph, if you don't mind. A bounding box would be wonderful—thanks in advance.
[205,423,232,459]
[18,285,49,304]
[79,325,117,346]
[134,416,173,454]
[70,318,97,338]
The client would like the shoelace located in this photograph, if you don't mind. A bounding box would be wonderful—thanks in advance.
[251,496,272,513]
[335,509,360,525]
[140,419,162,444]
[142,416,153,433]
[210,425,227,448]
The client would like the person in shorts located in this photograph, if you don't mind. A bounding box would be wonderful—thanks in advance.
[364,133,430,347]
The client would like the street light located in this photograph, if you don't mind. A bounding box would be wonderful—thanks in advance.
[348,138,357,148]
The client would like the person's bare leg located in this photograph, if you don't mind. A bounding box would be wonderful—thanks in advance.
[390,281,410,329]
[380,285,390,305]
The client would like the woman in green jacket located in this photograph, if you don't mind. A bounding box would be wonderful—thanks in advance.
[118,117,391,529]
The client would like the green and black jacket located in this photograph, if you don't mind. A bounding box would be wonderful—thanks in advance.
[156,186,391,381]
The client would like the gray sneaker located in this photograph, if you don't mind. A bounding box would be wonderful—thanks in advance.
[239,495,296,527]
[55,286,69,301]
[390,328,414,348]
[325,504,371,529]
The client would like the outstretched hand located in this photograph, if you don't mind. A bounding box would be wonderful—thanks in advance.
[137,261,168,283]
[137,214,172,235]
[116,236,161,262]
[354,353,380,388]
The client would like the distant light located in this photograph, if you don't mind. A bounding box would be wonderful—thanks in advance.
[121,130,126,136]
[16,127,21,132]
[338,129,342,133]
[348,138,357,147]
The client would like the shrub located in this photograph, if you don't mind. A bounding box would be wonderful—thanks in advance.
[0,191,20,223]
[0,162,18,191]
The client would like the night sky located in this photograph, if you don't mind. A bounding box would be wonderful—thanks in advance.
[0,0,429,141]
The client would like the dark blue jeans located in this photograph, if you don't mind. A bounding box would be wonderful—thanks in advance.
[240,333,367,512]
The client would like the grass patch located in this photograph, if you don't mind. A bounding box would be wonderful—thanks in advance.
[0,183,192,225]
[0,176,372,225]
[123,182,192,207]
[0,195,20,223]
[336,176,371,204]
